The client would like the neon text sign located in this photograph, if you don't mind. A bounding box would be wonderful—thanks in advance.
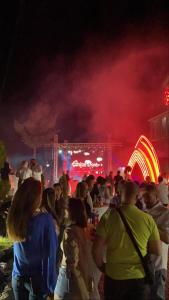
[72,160,101,168]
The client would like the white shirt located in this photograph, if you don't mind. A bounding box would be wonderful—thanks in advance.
[16,167,32,182]
[31,165,42,182]
[148,202,169,270]
[157,182,169,205]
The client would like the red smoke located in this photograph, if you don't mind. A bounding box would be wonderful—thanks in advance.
[69,41,168,143]
[14,37,169,164]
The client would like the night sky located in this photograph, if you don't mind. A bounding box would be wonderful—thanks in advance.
[0,0,169,159]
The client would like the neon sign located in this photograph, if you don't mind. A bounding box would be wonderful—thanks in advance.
[72,160,101,168]
[128,135,160,182]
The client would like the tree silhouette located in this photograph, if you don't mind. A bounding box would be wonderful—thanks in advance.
[14,103,58,157]
[0,140,6,169]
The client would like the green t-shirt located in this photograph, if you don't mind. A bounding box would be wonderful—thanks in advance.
[96,205,160,280]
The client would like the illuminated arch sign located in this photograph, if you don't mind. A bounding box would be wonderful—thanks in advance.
[128,135,160,182]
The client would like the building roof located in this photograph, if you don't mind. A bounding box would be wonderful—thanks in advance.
[148,110,169,122]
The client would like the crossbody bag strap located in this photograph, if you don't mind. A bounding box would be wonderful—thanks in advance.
[116,207,144,263]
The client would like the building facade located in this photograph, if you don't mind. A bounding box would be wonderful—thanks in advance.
[149,110,169,174]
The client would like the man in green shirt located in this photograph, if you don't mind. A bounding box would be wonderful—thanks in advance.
[92,181,161,300]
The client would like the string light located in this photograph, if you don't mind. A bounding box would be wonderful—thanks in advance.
[137,148,155,182]
[140,140,159,181]
[164,87,169,106]
[128,135,160,182]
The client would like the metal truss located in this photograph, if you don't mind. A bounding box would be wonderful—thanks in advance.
[57,142,122,150]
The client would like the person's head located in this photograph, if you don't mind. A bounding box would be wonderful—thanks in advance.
[138,182,147,198]
[30,158,36,167]
[21,160,29,168]
[145,176,151,183]
[139,182,147,189]
[86,175,95,191]
[41,188,58,221]
[59,174,69,199]
[158,176,163,183]
[96,176,106,186]
[53,183,63,200]
[75,181,87,199]
[117,170,121,175]
[7,178,41,242]
[121,181,139,204]
[68,198,87,228]
[143,184,158,209]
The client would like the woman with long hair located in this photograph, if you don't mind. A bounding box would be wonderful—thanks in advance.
[7,177,57,300]
[75,181,92,219]
[55,198,91,300]
[40,188,60,234]
[53,183,67,226]
[40,187,65,275]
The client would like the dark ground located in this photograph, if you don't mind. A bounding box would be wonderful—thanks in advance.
[0,255,169,300]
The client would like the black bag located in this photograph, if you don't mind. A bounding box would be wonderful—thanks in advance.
[116,207,155,285]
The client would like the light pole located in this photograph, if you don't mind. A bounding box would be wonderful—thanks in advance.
[53,134,58,183]
[164,86,169,178]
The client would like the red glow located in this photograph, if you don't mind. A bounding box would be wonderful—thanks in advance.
[164,87,169,106]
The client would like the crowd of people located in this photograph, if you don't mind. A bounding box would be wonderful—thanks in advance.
[2,162,169,300]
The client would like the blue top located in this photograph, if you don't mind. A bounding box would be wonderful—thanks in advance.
[12,212,58,294]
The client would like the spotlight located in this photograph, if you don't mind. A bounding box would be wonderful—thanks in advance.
[97,157,103,162]
[59,150,62,154]
[84,152,90,156]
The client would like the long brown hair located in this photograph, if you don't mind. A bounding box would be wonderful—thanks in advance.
[75,182,87,199]
[40,188,59,224]
[68,198,87,228]
[7,177,41,242]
